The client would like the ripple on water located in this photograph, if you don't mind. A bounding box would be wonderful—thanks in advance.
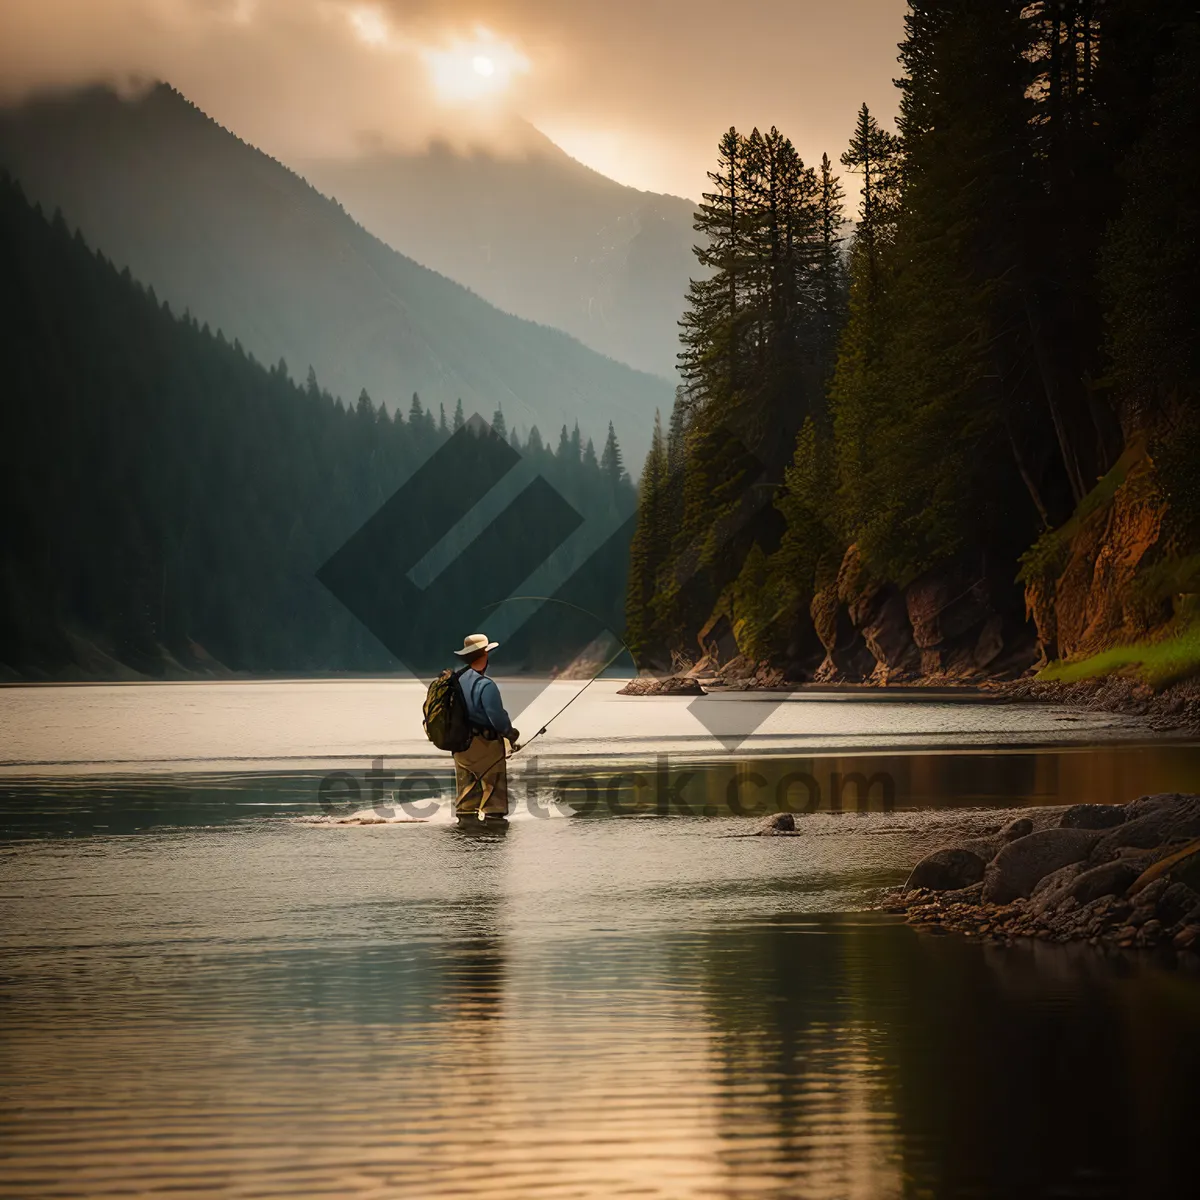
[5,752,1200,1197]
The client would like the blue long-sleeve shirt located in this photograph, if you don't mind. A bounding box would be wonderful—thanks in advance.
[459,668,514,737]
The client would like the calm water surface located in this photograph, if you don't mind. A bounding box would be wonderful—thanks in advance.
[3,682,1200,1198]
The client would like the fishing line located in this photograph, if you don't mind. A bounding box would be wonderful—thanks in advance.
[480,595,634,756]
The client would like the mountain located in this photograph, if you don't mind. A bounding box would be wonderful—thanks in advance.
[298,126,698,379]
[0,172,635,679]
[0,83,672,453]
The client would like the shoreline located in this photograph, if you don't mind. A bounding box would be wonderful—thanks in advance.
[862,793,1200,954]
[624,670,1200,734]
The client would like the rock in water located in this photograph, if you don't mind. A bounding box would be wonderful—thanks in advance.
[905,848,987,892]
[982,828,1101,903]
[755,812,796,835]
[617,675,706,696]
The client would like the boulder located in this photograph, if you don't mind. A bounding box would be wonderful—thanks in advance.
[1127,837,1200,896]
[755,812,796,835]
[999,816,1034,841]
[1020,807,1073,833]
[1060,803,1127,830]
[905,847,987,892]
[1027,858,1152,916]
[982,828,1102,904]
[1092,795,1200,858]
[1126,792,1191,818]
[1030,862,1088,914]
[957,836,1005,865]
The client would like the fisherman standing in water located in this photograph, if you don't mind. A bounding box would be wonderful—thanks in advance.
[452,633,519,825]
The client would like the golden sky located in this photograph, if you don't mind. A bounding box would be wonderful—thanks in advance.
[0,0,907,199]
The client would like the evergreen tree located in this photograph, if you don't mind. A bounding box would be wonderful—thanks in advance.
[452,398,465,432]
[491,406,507,441]
[600,421,626,487]
[438,402,448,434]
[0,175,637,678]
[625,410,669,664]
[678,127,752,407]
[815,153,848,386]
[839,104,901,288]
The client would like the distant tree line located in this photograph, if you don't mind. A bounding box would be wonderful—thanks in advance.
[0,174,634,677]
[626,0,1200,670]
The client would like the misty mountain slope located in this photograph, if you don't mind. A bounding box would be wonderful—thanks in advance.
[0,83,671,450]
[299,126,698,379]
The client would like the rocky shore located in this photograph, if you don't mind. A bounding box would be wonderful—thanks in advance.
[989,674,1200,734]
[863,793,1200,952]
[618,658,1200,736]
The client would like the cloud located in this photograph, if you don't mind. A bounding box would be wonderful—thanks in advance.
[0,0,906,197]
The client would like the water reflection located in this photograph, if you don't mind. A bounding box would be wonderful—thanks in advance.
[6,742,1200,840]
[4,902,1199,1197]
[4,756,1200,1196]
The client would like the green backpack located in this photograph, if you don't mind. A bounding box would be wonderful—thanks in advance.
[423,666,473,752]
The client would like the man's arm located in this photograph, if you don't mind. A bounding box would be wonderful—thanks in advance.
[479,677,516,739]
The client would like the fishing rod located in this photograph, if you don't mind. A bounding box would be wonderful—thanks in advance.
[481,595,634,757]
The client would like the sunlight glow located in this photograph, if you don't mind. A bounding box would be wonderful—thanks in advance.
[423,29,529,105]
[348,6,389,47]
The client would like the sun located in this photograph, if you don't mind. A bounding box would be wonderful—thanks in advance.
[423,29,529,105]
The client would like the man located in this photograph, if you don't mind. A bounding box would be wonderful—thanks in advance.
[452,633,519,824]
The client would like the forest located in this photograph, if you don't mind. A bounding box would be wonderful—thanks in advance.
[626,0,1200,686]
[0,173,635,678]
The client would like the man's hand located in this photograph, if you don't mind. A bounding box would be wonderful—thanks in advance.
[508,728,520,746]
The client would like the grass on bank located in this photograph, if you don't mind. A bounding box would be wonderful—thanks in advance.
[1038,618,1200,689]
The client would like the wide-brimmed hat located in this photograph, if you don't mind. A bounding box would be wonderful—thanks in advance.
[453,633,499,658]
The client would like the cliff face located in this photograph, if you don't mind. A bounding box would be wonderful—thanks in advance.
[698,443,1193,688]
[802,546,1034,684]
[692,543,1035,686]
[1021,442,1175,667]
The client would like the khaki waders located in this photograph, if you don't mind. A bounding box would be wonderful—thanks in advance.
[453,732,509,818]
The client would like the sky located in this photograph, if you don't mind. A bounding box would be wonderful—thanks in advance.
[0,0,908,200]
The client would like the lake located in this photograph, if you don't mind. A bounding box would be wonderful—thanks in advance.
[3,681,1200,1197]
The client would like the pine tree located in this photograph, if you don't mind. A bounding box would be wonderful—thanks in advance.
[815,153,848,387]
[839,104,901,288]
[678,127,751,407]
[491,406,507,441]
[452,398,465,432]
[557,423,571,459]
[625,410,669,664]
[600,421,626,487]
[438,402,448,434]
[408,392,425,426]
